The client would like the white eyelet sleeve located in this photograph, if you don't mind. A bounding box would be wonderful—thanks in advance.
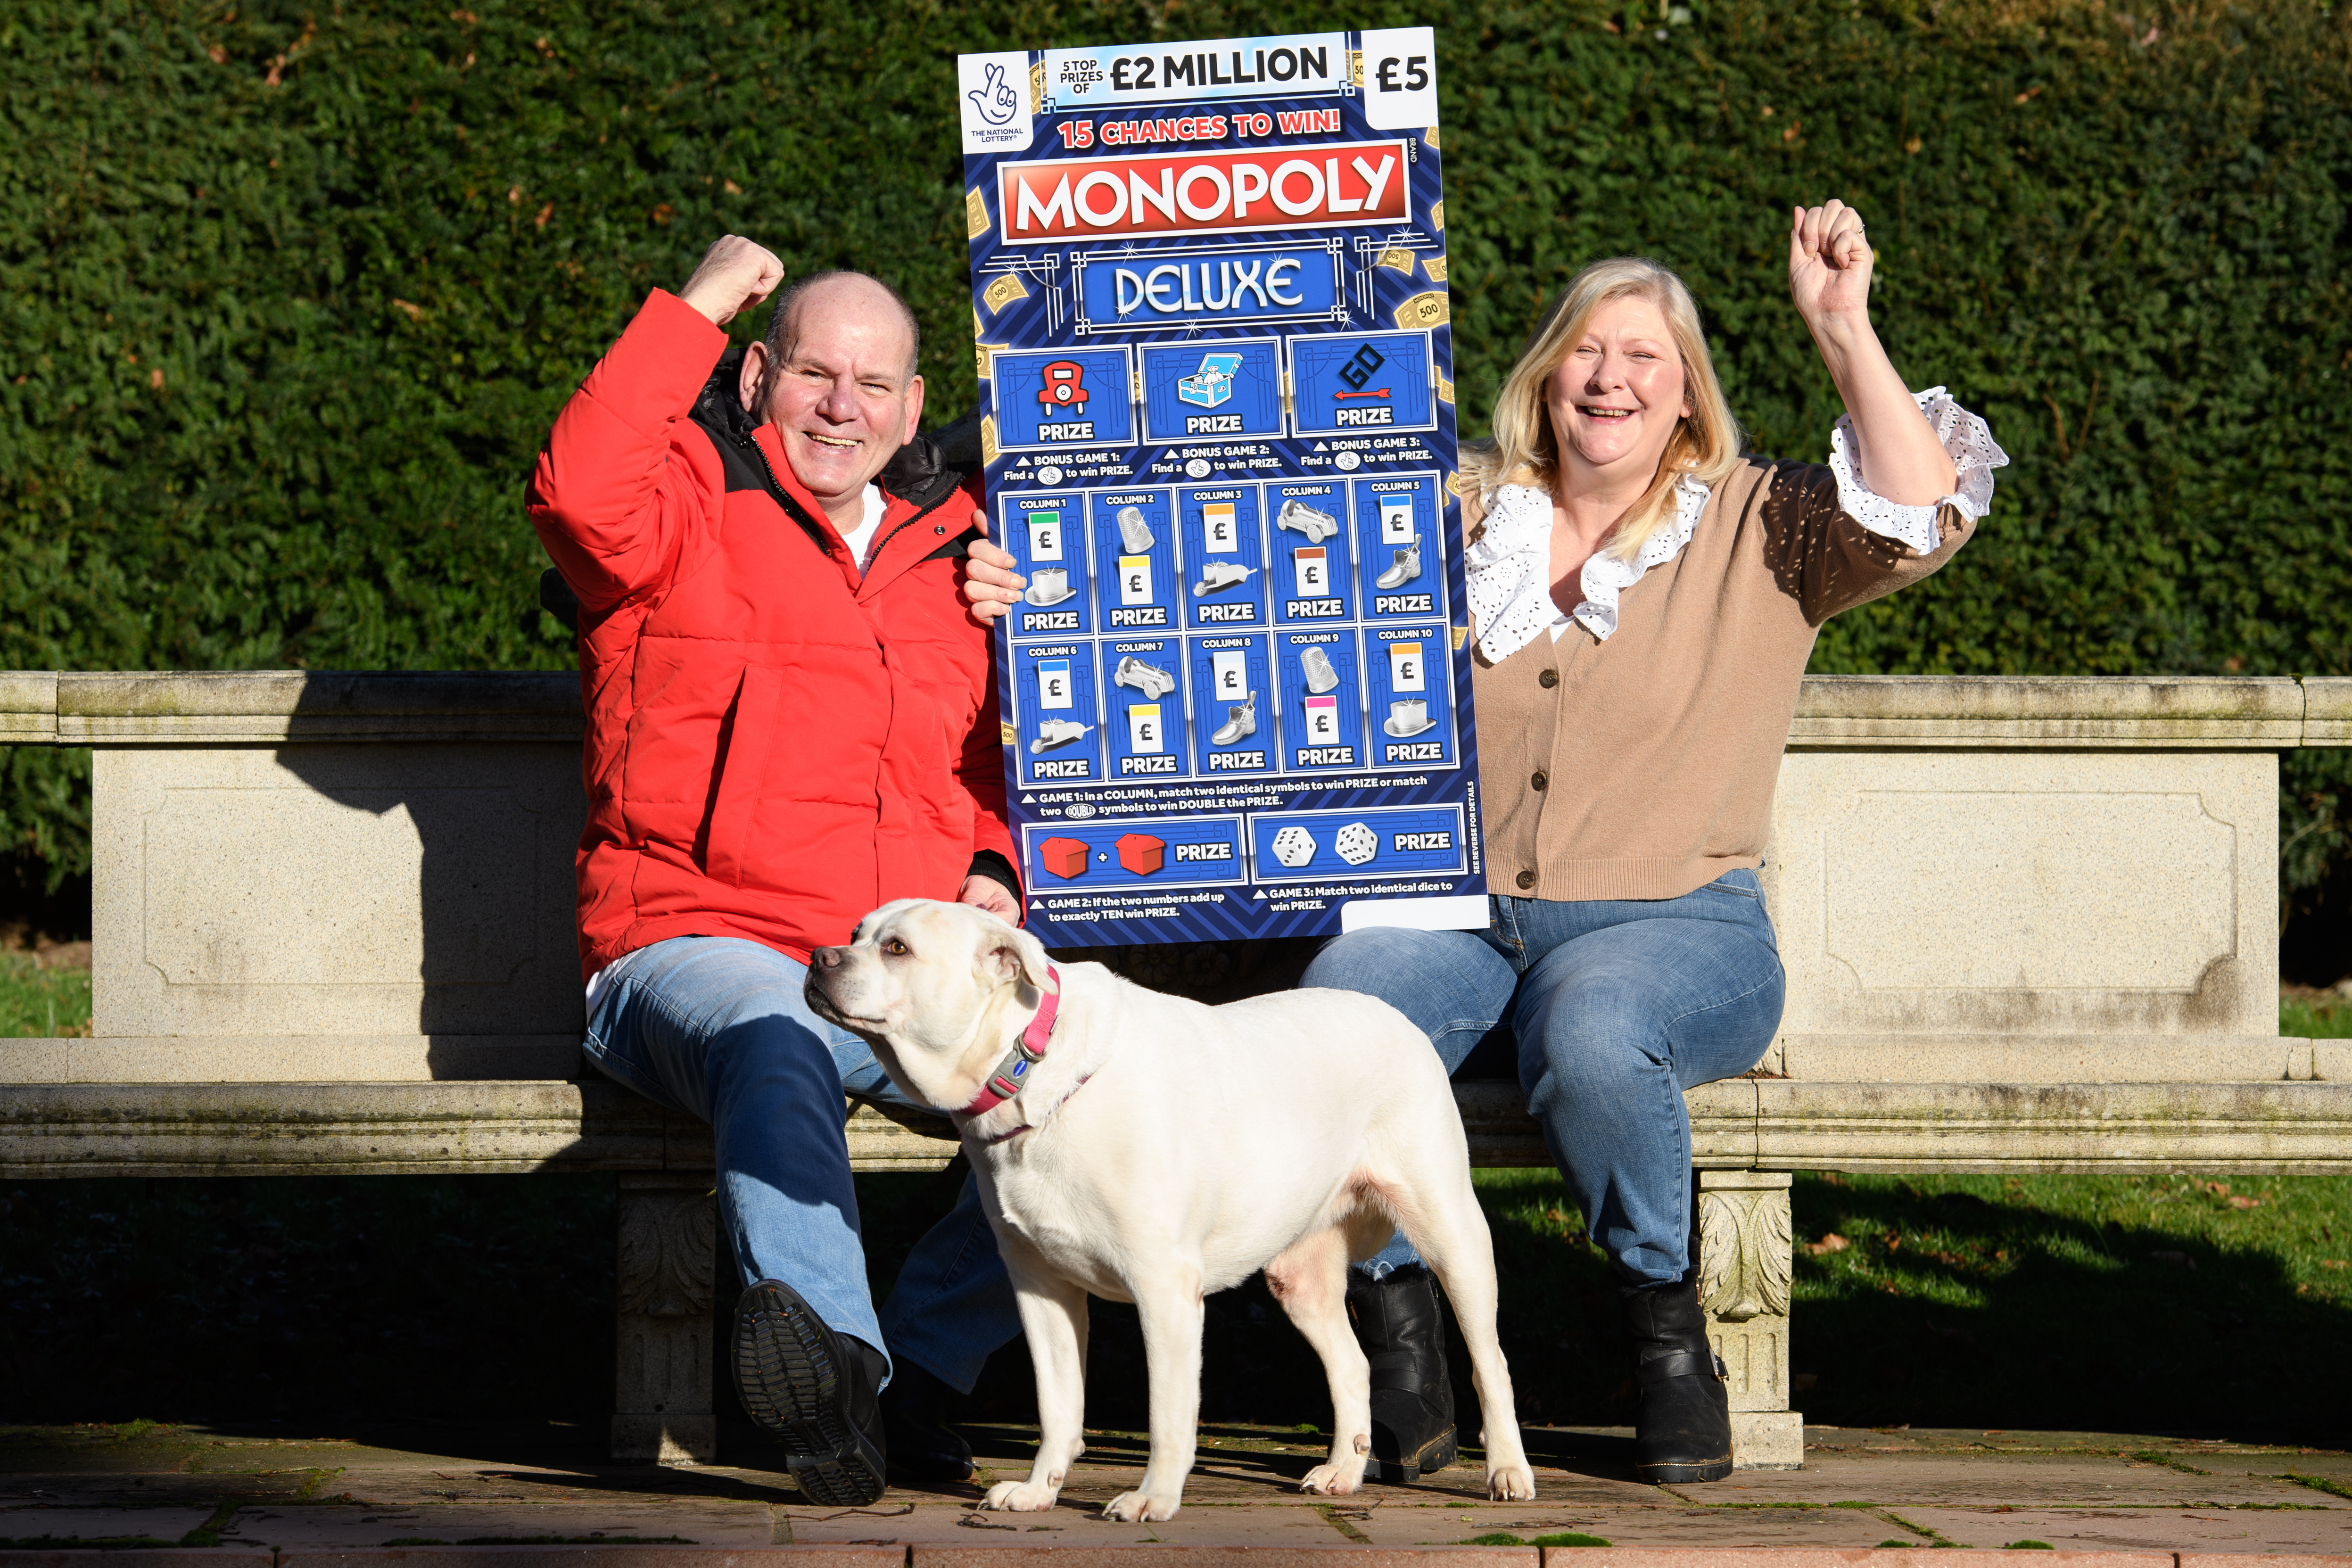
[1827,387,2009,555]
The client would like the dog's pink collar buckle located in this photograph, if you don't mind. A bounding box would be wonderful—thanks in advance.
[961,966,1060,1118]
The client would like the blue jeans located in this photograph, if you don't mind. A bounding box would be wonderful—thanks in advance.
[584,935,1021,1391]
[1299,871,1786,1287]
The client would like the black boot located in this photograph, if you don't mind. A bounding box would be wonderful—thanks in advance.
[1619,1280,1732,1484]
[879,1358,976,1485]
[1345,1263,1459,1482]
[733,1279,890,1504]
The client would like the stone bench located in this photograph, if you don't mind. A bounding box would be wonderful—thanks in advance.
[3,669,2347,1473]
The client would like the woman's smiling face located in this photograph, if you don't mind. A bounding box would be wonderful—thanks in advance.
[1542,293,1692,487]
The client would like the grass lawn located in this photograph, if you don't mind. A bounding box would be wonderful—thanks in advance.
[2,967,2348,1445]
[0,949,89,1038]
[2282,989,2352,1039]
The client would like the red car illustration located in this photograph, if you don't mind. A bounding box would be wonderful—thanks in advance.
[1037,360,1090,409]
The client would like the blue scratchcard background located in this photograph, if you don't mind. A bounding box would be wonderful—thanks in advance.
[957,29,1481,944]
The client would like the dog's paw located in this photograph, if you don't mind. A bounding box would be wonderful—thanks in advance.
[1485,1462,1537,1502]
[1100,1489,1181,1523]
[1299,1458,1366,1495]
[984,1479,1061,1512]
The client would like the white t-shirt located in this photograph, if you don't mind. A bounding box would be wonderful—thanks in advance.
[838,483,887,571]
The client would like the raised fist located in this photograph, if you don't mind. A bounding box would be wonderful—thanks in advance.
[1788,199,1872,331]
[678,235,785,328]
[969,62,1020,126]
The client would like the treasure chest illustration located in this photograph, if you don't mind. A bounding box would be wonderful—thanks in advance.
[1176,352,1244,410]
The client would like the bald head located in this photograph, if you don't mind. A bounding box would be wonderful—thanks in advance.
[765,271,921,388]
[737,270,928,531]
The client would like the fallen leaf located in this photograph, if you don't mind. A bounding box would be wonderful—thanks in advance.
[1806,1232,1850,1256]
[391,298,424,321]
[207,43,227,64]
[2227,1195,2261,1209]
[2322,1260,2349,1270]
[535,202,554,229]
[149,368,164,389]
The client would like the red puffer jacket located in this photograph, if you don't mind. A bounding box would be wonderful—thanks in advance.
[530,289,1015,978]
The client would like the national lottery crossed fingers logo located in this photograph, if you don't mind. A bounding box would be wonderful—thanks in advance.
[961,28,1485,945]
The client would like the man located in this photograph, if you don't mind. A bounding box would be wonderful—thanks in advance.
[531,235,1020,1504]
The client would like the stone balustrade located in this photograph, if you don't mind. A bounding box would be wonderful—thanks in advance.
[3,669,2347,1469]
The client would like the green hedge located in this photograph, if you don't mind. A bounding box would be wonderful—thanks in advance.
[3,0,2348,915]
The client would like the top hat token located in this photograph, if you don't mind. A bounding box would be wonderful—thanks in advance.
[1023,569,1078,606]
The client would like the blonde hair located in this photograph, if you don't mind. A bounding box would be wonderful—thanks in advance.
[1463,257,1744,561]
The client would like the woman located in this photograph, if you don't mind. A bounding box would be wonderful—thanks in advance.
[1300,200,2005,1485]
[960,200,2005,1484]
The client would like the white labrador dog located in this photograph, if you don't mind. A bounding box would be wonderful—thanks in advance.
[805,897,1535,1522]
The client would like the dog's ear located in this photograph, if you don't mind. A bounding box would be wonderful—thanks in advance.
[975,918,1055,994]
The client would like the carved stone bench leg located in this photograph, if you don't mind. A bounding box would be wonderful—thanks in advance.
[1698,1169,1803,1470]
[612,1172,718,1464]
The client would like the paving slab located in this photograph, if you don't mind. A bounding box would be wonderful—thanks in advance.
[0,1505,219,1545]
[275,1551,899,1568]
[911,1550,1537,1568]
[1656,1455,2332,1508]
[7,1425,2352,1558]
[2176,1455,2352,1487]
[0,1552,271,1568]
[789,1502,1383,1548]
[1347,1501,1898,1549]
[229,1500,779,1549]
[1875,1505,2352,1553]
[1531,1554,2172,1568]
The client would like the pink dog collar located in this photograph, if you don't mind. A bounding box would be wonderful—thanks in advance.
[961,966,1060,1117]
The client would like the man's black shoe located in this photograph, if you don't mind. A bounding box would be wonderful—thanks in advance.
[733,1279,889,1504]
[1620,1279,1733,1484]
[879,1359,977,1485]
[1345,1263,1459,1482]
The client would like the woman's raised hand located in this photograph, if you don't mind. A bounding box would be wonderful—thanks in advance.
[1787,200,1872,335]
[1784,198,1958,505]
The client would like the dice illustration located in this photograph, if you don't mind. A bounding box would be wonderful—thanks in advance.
[1335,822,1378,866]
[1271,825,1317,867]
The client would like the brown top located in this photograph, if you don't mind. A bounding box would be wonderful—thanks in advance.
[1469,457,1973,902]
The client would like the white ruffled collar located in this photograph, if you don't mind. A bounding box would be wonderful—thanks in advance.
[1463,472,1711,664]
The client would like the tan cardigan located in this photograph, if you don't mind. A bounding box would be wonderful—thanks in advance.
[1470,457,1972,902]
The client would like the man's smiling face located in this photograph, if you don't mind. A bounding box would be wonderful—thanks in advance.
[739,274,924,526]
